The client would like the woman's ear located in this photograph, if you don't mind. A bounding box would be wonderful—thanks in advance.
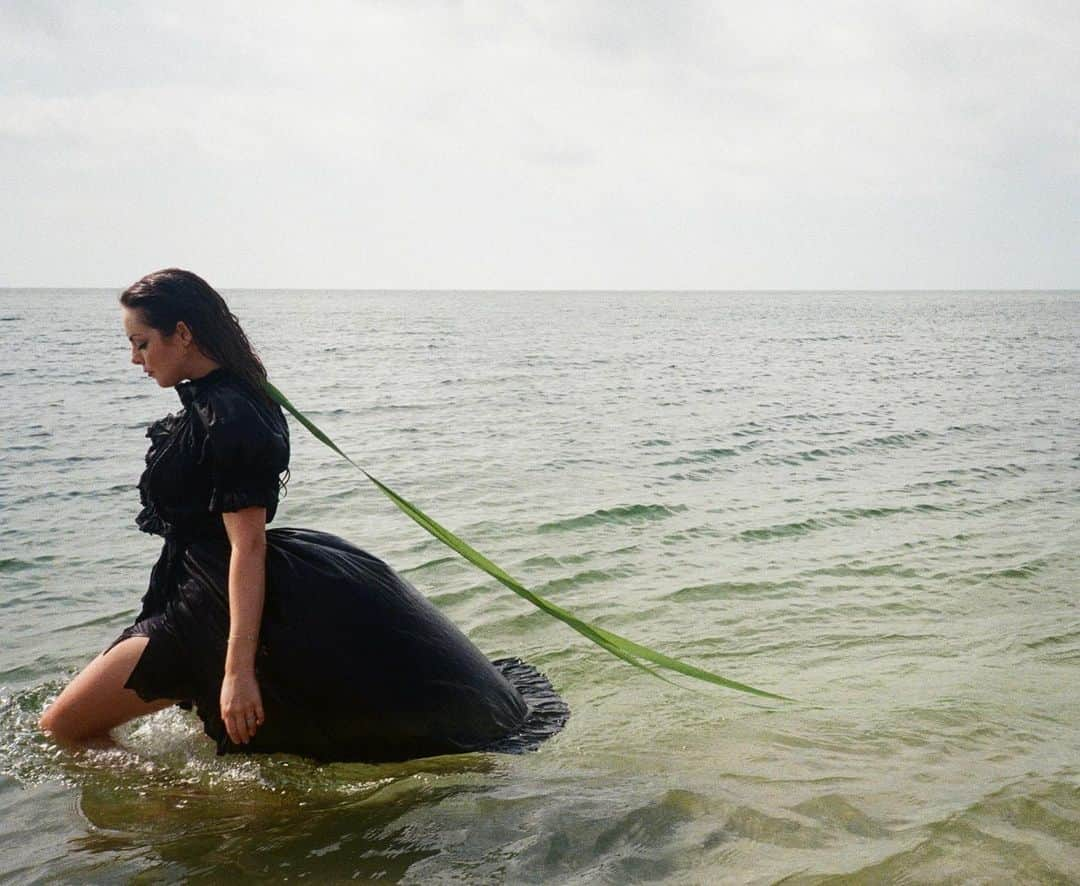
[175,320,194,348]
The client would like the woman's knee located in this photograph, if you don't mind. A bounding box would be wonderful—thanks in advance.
[39,696,95,743]
[38,639,154,743]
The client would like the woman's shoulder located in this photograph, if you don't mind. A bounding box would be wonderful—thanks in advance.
[179,369,289,454]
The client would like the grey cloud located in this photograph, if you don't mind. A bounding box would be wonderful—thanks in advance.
[1,1,1076,288]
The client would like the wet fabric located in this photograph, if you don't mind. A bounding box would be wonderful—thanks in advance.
[109,368,568,762]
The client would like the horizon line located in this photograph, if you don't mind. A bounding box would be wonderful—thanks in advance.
[2,286,1077,294]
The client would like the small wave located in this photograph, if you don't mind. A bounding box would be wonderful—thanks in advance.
[0,558,36,574]
[818,780,1078,882]
[969,558,1047,582]
[1023,628,1080,653]
[661,525,728,542]
[806,562,923,579]
[839,504,946,519]
[518,554,563,570]
[426,582,494,607]
[738,518,830,541]
[762,334,855,343]
[538,504,687,533]
[959,495,1037,517]
[300,407,350,417]
[520,546,641,570]
[56,608,139,632]
[7,484,133,507]
[970,463,1027,478]
[791,794,891,838]
[312,485,362,503]
[779,411,835,421]
[29,454,106,466]
[738,502,948,542]
[400,555,459,575]
[946,423,1001,434]
[865,430,933,447]
[731,422,769,438]
[723,804,829,849]
[657,448,739,467]
[367,403,427,412]
[763,430,936,466]
[901,477,961,491]
[665,470,731,484]
[762,446,852,466]
[946,463,1027,479]
[537,566,636,595]
[666,579,802,601]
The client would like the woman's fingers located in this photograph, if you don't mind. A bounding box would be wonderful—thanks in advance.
[224,706,261,744]
[244,708,262,739]
[238,712,252,744]
[226,711,245,745]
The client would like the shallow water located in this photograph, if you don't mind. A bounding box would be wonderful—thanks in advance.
[2,289,1078,883]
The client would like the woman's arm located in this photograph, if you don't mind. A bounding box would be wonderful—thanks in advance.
[220,506,268,745]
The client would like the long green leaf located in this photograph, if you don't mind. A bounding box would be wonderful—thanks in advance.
[265,380,790,701]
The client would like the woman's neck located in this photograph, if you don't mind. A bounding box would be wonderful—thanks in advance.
[184,354,222,382]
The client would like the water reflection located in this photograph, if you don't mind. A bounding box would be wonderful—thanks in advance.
[73,779,476,881]
[70,726,503,881]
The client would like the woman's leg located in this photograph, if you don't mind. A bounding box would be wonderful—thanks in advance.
[39,637,177,746]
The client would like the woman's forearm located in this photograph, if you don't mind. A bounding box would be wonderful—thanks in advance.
[224,537,266,676]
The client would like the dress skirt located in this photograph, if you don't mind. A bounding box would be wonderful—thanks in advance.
[109,527,569,762]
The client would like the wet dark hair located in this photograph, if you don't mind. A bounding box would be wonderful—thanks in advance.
[119,268,273,406]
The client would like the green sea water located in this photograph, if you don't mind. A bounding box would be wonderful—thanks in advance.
[1,289,1078,883]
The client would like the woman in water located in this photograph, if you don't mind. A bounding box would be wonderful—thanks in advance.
[39,268,568,761]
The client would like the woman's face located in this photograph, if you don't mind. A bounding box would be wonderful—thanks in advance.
[123,307,194,388]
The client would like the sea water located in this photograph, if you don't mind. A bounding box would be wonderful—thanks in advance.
[1,289,1078,882]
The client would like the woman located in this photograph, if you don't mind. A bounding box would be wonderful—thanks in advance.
[39,268,569,761]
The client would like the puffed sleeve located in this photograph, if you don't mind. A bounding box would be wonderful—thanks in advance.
[194,387,290,516]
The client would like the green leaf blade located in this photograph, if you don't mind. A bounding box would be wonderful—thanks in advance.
[266,380,791,702]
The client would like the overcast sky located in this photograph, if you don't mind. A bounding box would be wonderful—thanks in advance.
[2,1,1077,289]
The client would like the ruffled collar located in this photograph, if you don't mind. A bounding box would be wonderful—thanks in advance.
[175,366,230,407]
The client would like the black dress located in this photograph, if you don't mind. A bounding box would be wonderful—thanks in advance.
[109,367,568,762]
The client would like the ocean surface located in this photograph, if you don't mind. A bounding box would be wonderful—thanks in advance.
[1,289,1078,883]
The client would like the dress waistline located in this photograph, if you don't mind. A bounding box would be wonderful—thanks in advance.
[135,527,227,623]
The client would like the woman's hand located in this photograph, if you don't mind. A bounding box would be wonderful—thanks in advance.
[220,668,265,745]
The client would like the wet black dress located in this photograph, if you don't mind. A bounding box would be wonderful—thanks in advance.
[109,367,568,762]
